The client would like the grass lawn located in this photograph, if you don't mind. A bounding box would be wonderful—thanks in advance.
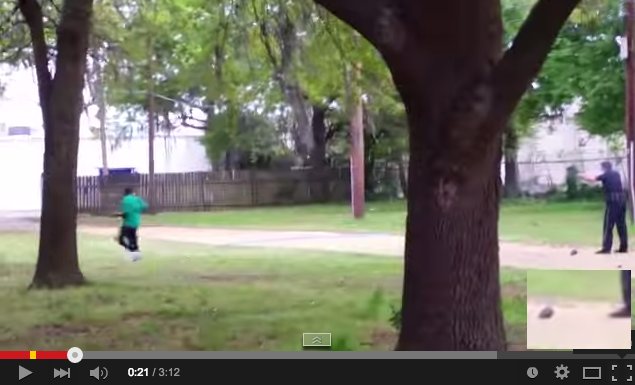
[0,233,527,351]
[87,199,631,247]
[527,270,626,302]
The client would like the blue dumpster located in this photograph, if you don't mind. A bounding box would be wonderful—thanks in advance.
[99,168,136,177]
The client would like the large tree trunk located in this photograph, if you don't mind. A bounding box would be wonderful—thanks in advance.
[399,138,506,350]
[503,126,521,198]
[390,5,504,349]
[316,0,581,349]
[20,0,94,288]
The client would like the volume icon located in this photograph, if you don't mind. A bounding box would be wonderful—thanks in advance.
[89,367,108,380]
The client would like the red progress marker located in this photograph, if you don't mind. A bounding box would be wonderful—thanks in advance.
[0,350,67,360]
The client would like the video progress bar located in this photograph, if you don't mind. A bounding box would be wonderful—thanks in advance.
[80,351,635,359]
[83,351,496,359]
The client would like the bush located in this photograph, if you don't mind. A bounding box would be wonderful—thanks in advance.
[565,165,579,199]
[331,335,356,351]
[364,288,386,319]
[389,305,401,331]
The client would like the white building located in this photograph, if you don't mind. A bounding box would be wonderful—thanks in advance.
[0,67,211,212]
[503,104,622,194]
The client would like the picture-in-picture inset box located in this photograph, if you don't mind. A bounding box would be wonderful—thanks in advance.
[526,269,632,350]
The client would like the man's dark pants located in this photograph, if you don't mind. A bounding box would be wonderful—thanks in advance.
[621,270,631,310]
[118,226,139,252]
[602,200,628,252]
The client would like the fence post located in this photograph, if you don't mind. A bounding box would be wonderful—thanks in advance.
[250,170,257,206]
[200,173,206,210]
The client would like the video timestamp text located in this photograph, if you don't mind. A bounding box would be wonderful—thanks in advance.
[128,367,181,377]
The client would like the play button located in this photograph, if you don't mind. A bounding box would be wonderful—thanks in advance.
[18,366,32,380]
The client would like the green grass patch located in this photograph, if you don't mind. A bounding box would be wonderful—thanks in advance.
[0,233,527,351]
[527,270,624,302]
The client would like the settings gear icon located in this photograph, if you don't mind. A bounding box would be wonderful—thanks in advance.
[554,364,569,380]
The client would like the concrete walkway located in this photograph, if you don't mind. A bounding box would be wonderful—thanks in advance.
[0,211,40,231]
[80,226,635,270]
[527,300,632,350]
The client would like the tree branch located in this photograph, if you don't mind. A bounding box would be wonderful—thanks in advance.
[314,0,386,50]
[489,0,582,123]
[250,0,279,69]
[48,0,62,15]
[179,113,207,130]
[0,4,20,34]
[18,0,52,111]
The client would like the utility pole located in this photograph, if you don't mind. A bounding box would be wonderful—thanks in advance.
[146,0,157,212]
[624,0,635,222]
[350,61,365,219]
[147,75,156,210]
[146,38,156,211]
[94,48,109,177]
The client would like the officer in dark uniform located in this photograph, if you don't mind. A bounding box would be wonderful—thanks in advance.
[582,161,628,254]
[611,270,631,318]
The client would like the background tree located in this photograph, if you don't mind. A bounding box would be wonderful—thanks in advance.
[16,0,94,288]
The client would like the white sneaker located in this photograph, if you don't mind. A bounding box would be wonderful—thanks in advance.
[130,251,142,262]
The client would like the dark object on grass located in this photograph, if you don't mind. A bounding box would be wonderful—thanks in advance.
[538,306,554,319]
[570,249,578,256]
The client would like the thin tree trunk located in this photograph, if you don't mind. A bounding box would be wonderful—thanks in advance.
[224,152,232,172]
[93,49,109,176]
[349,63,364,219]
[311,104,328,201]
[363,104,377,196]
[310,104,327,170]
[397,156,408,198]
[147,35,156,211]
[503,126,521,198]
[252,3,313,163]
[286,84,313,162]
[315,0,580,350]
[20,0,94,288]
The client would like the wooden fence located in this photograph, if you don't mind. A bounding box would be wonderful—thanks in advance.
[76,168,351,213]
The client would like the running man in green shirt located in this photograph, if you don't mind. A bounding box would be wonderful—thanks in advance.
[116,187,148,261]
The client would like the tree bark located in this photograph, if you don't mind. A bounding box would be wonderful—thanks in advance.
[20,0,94,288]
[503,126,520,198]
[315,0,581,349]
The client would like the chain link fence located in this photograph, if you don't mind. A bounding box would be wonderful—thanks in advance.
[509,152,627,196]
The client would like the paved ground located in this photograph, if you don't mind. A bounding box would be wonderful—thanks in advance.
[526,300,632,350]
[2,209,632,270]
[80,226,635,270]
[0,212,39,231]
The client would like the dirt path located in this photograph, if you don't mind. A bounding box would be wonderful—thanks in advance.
[526,300,631,350]
[80,226,635,270]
